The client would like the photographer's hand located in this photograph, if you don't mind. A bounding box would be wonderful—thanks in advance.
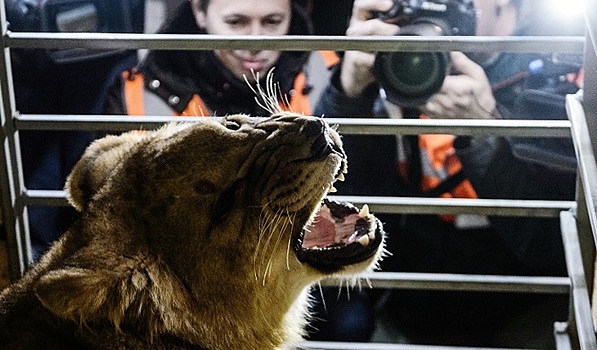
[421,52,501,119]
[340,0,399,97]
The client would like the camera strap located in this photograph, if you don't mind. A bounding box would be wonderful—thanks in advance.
[421,170,466,198]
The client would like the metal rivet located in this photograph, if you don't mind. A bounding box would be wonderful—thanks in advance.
[149,79,160,89]
[168,95,180,105]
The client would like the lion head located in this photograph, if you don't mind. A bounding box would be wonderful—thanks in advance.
[29,113,384,349]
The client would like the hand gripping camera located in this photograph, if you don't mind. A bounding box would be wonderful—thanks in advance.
[373,0,476,107]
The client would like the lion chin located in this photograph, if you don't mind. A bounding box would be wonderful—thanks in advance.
[0,112,385,350]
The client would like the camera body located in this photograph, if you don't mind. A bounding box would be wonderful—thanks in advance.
[373,0,476,107]
[6,0,143,64]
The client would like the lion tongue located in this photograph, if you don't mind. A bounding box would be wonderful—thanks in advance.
[302,203,359,249]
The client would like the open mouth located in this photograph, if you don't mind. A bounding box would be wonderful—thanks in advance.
[295,198,384,273]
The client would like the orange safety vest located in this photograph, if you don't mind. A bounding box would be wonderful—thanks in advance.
[122,50,340,117]
[397,115,478,222]
[398,118,478,200]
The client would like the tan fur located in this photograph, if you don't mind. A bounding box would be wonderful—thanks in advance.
[0,239,9,291]
[0,113,383,349]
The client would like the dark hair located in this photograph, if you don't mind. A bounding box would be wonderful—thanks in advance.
[196,0,304,13]
[197,0,209,12]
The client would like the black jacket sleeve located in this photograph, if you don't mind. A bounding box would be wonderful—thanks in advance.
[454,129,573,276]
[313,66,378,118]
[314,67,405,197]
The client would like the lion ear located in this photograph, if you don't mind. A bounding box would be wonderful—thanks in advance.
[65,132,145,211]
[35,268,113,322]
[35,266,149,326]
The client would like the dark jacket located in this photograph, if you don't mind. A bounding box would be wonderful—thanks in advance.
[104,1,313,116]
[314,51,579,277]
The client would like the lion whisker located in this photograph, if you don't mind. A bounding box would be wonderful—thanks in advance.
[244,68,287,114]
[264,210,290,283]
[259,208,286,284]
[284,209,296,271]
[316,281,328,315]
[255,205,276,281]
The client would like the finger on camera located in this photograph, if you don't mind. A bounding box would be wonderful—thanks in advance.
[423,97,452,119]
[344,51,376,68]
[352,0,394,21]
[346,18,399,36]
[441,74,478,98]
[450,51,485,78]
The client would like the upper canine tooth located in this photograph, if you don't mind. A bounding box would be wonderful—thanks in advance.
[337,173,345,182]
[358,204,370,218]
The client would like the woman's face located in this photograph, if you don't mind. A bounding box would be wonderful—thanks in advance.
[193,0,292,81]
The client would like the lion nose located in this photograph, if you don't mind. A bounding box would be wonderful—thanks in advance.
[299,117,326,138]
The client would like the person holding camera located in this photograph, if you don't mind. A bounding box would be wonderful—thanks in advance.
[315,0,583,346]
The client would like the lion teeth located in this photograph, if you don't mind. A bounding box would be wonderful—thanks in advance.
[337,173,345,182]
[368,227,375,240]
[329,186,337,193]
[358,204,370,218]
[358,234,370,246]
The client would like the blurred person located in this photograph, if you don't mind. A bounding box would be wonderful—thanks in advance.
[315,0,583,346]
[104,0,339,117]
[6,0,144,259]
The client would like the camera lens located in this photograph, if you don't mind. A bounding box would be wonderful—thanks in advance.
[374,50,448,107]
[373,21,451,107]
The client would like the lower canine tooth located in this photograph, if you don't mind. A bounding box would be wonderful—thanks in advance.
[358,235,370,246]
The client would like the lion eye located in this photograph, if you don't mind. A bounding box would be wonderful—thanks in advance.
[213,183,239,220]
[224,120,241,131]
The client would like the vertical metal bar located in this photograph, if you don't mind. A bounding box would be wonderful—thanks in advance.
[561,210,597,350]
[584,0,597,161]
[567,93,597,297]
[0,0,32,278]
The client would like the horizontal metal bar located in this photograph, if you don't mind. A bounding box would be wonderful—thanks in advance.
[322,271,570,294]
[332,118,572,137]
[23,190,69,207]
[330,195,576,217]
[298,341,542,350]
[5,32,585,53]
[15,115,572,137]
[21,190,574,218]
[15,114,194,132]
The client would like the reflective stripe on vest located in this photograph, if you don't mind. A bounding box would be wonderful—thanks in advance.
[319,50,340,68]
[122,70,210,117]
[397,130,478,223]
[417,133,477,200]
[396,114,477,200]
[123,72,312,116]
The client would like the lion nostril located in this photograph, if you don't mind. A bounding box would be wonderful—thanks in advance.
[300,119,325,138]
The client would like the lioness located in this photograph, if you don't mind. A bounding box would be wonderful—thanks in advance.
[0,113,384,349]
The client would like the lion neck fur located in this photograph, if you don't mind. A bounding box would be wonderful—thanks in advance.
[29,205,319,350]
[11,115,357,349]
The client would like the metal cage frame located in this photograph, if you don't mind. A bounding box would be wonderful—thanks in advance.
[0,0,596,348]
